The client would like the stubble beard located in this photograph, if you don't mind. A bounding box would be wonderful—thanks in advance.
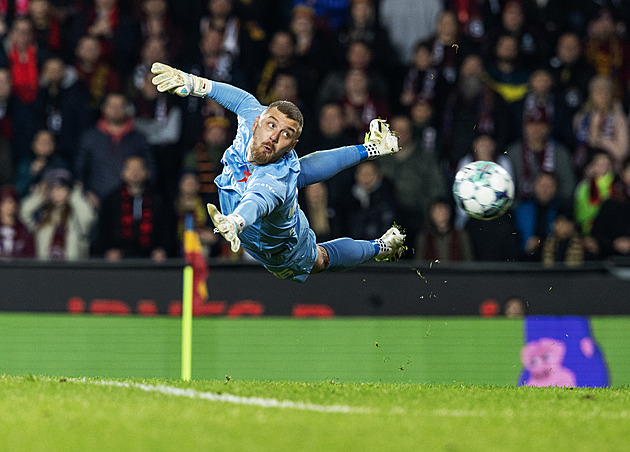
[247,140,276,165]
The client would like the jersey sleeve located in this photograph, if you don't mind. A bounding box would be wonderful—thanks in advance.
[207,82,263,117]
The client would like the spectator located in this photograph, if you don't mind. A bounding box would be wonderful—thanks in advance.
[573,75,629,173]
[289,5,333,89]
[379,0,443,66]
[346,160,397,240]
[307,102,355,237]
[127,35,168,97]
[514,171,561,261]
[198,0,266,83]
[574,152,615,237]
[416,197,473,262]
[541,206,584,268]
[444,0,489,50]
[518,68,565,143]
[427,10,469,90]
[94,154,174,261]
[339,68,390,142]
[1,17,43,104]
[35,56,92,161]
[69,0,141,78]
[318,38,389,111]
[19,168,96,260]
[442,53,510,168]
[507,107,575,202]
[193,25,249,89]
[483,34,530,107]
[14,129,67,197]
[267,72,310,133]
[548,31,596,149]
[0,17,43,161]
[178,26,249,146]
[408,98,439,160]
[481,0,549,70]
[0,185,34,258]
[133,70,183,201]
[310,102,354,152]
[336,0,395,77]
[74,92,154,208]
[591,158,630,259]
[255,29,313,108]
[0,70,11,184]
[28,0,64,56]
[583,8,630,102]
[137,0,184,65]
[0,68,14,141]
[0,2,29,39]
[300,181,332,243]
[399,40,445,112]
[379,114,446,247]
[74,34,122,113]
[174,170,218,257]
[182,116,230,208]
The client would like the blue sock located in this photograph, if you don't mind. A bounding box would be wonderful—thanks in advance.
[320,238,379,272]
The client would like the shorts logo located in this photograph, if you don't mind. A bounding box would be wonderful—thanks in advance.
[272,268,295,279]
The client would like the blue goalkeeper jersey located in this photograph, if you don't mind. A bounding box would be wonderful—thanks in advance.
[209,82,314,275]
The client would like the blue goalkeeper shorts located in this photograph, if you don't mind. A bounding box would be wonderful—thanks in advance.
[261,227,318,283]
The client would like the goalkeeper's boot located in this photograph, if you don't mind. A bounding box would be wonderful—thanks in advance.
[364,119,399,160]
[375,225,407,262]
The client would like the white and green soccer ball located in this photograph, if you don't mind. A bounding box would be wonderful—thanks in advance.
[452,161,515,220]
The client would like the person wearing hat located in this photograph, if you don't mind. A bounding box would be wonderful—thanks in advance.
[0,185,34,258]
[506,105,575,203]
[19,168,97,260]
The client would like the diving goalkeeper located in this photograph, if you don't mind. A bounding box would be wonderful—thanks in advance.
[151,62,405,282]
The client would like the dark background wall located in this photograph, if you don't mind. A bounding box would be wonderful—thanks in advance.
[1,260,629,316]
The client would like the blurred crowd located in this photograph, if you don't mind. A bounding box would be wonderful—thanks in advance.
[1,0,630,266]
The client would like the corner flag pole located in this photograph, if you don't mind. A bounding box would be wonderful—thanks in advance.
[181,265,193,380]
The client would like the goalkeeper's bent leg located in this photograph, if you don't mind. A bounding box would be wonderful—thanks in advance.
[319,238,379,272]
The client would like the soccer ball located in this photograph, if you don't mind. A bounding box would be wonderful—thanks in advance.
[452,161,515,220]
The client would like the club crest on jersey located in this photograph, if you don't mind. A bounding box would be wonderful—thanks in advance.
[237,167,251,183]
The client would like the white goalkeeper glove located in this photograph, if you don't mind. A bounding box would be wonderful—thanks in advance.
[363,118,400,159]
[207,204,245,253]
[151,62,212,98]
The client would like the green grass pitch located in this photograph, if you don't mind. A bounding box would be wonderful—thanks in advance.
[1,375,629,451]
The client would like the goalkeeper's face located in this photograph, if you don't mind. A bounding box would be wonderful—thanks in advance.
[248,107,300,165]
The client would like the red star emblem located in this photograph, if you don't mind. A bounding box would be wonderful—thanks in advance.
[237,167,251,183]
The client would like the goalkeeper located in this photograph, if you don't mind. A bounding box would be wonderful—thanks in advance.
[152,62,405,282]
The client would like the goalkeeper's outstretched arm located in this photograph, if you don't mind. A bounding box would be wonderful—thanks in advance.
[151,62,262,115]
